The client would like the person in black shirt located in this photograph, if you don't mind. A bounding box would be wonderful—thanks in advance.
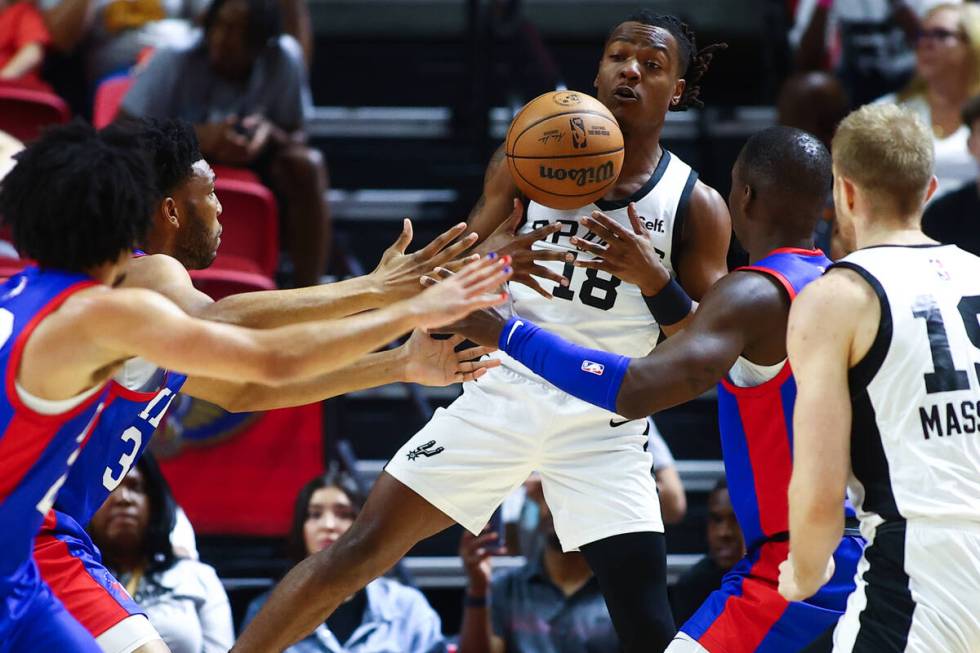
[669,479,744,627]
[922,94,980,256]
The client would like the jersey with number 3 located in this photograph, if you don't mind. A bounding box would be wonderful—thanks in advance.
[834,244,980,527]
[0,267,108,589]
[506,149,696,378]
[52,365,187,528]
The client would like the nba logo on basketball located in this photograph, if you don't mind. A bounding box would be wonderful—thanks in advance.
[581,360,605,376]
[570,117,588,149]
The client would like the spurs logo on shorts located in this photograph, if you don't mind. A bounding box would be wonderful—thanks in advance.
[406,440,444,461]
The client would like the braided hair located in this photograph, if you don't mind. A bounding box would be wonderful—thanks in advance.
[623,11,727,111]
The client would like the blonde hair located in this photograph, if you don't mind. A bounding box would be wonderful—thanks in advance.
[899,3,980,101]
[832,104,935,215]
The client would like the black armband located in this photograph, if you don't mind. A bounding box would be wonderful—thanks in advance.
[643,279,693,326]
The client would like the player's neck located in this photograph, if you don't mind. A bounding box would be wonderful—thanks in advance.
[614,136,663,195]
[747,235,816,263]
[854,218,934,249]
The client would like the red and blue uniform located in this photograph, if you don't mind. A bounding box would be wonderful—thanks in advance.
[679,249,864,653]
[35,368,187,637]
[0,267,108,653]
[30,250,191,638]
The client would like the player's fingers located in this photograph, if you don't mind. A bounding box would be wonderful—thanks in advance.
[460,368,487,382]
[516,276,552,299]
[457,257,511,289]
[417,222,468,259]
[578,216,617,243]
[457,346,498,362]
[528,248,566,262]
[420,275,438,287]
[568,237,607,257]
[442,253,481,274]
[446,334,466,348]
[503,197,525,235]
[464,291,510,314]
[589,211,634,240]
[573,259,609,271]
[627,202,647,236]
[430,232,479,266]
[521,222,561,245]
[527,264,567,286]
[391,218,414,253]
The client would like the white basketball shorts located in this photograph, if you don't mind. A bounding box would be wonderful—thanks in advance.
[385,364,663,552]
[832,519,980,652]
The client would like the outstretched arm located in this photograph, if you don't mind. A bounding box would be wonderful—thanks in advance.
[22,257,510,401]
[182,332,498,412]
[453,271,786,418]
[128,220,479,327]
[780,269,875,601]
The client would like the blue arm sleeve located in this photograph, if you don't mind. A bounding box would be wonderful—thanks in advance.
[498,317,630,413]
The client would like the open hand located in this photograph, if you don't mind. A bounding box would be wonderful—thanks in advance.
[570,202,670,296]
[412,255,512,330]
[372,220,480,302]
[478,199,568,298]
[402,330,499,385]
[420,269,509,347]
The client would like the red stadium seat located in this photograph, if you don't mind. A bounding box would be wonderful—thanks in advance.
[189,267,276,300]
[92,75,134,129]
[211,167,279,278]
[0,87,70,143]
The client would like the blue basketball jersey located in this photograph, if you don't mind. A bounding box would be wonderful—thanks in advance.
[53,369,187,528]
[0,267,108,592]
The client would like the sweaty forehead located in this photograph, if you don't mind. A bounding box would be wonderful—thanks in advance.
[607,22,677,57]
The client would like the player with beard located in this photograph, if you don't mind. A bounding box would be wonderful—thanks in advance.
[0,122,510,653]
[31,118,515,653]
[235,12,731,653]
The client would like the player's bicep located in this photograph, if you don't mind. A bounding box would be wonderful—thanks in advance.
[675,182,731,301]
[787,276,859,492]
[83,290,277,384]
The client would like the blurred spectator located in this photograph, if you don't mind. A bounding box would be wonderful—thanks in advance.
[0,0,52,91]
[458,476,619,653]
[244,467,446,652]
[790,0,956,106]
[777,71,851,258]
[876,3,980,196]
[648,418,686,525]
[669,479,743,627]
[89,454,234,653]
[922,93,980,255]
[489,0,562,110]
[119,0,330,286]
[37,0,311,85]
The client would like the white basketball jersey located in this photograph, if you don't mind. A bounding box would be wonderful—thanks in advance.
[502,149,697,380]
[836,244,980,529]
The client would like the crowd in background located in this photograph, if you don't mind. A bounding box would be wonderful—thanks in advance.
[1,0,980,650]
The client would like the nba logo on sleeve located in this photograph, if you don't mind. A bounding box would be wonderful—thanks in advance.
[581,360,605,376]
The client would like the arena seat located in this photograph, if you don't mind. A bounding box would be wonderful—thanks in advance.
[0,87,71,143]
[189,267,276,300]
[211,169,280,278]
[92,74,134,129]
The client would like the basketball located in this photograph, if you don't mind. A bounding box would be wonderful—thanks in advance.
[505,90,624,210]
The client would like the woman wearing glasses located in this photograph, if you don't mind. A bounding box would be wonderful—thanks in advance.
[875,3,980,197]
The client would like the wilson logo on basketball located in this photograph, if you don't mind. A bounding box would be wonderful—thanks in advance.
[538,161,616,187]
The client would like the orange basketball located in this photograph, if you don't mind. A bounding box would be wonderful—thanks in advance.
[505,90,624,210]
